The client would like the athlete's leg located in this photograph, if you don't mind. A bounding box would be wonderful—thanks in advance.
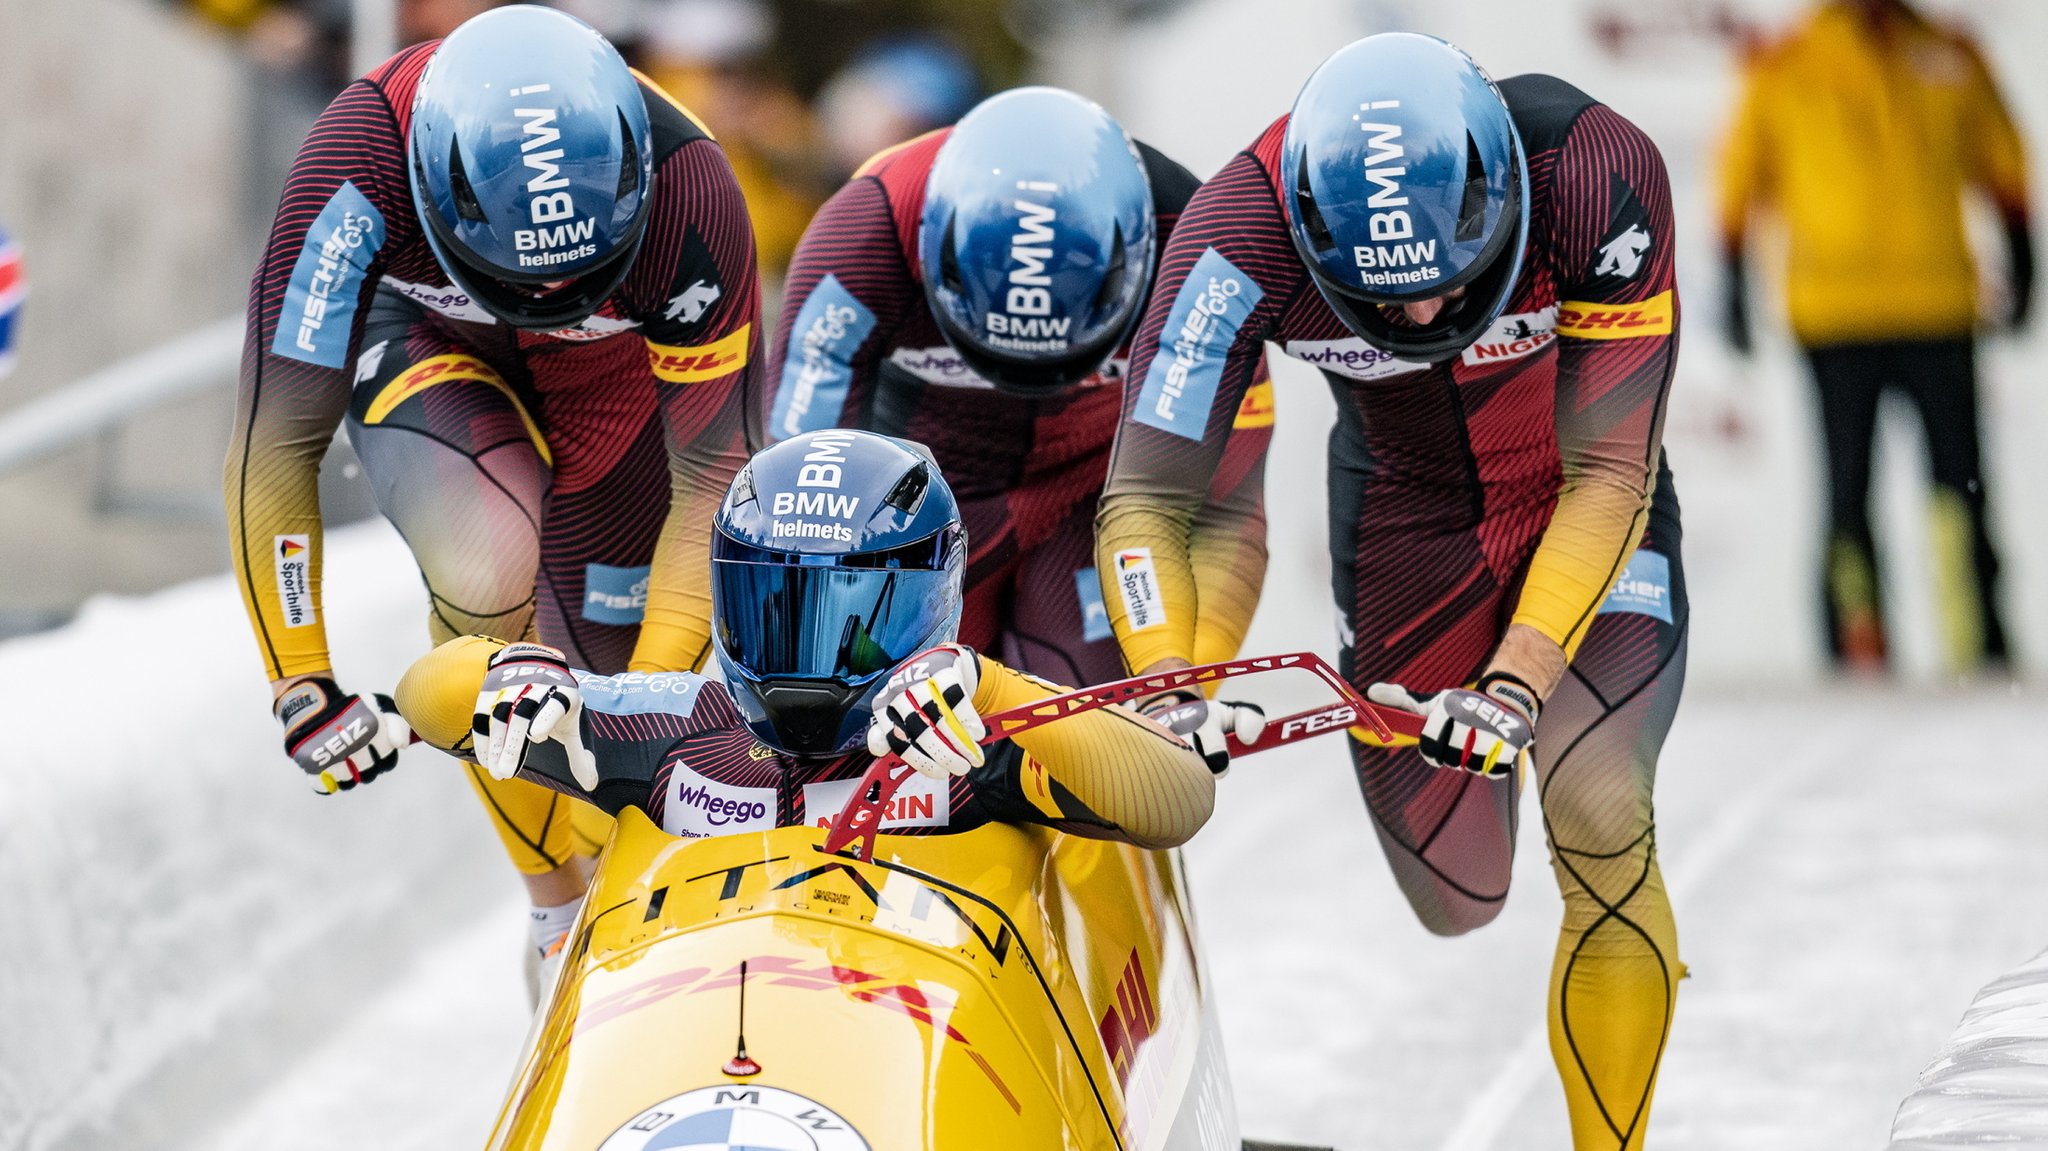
[1898,338,2009,668]
[346,294,592,888]
[1002,497,1127,686]
[1536,484,1688,1151]
[1806,343,1888,668]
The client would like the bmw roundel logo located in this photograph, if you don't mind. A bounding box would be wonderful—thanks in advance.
[597,1085,871,1150]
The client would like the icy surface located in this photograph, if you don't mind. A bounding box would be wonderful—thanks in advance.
[1889,948,2048,1148]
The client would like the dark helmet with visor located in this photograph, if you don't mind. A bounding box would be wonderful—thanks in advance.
[712,430,966,758]
[407,5,655,331]
[917,87,1156,396]
[1281,33,1529,363]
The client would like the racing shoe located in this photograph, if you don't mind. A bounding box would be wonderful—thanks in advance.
[524,931,571,1009]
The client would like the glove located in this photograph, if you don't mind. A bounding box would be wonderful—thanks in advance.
[867,643,986,781]
[471,643,598,790]
[275,677,412,795]
[1141,692,1266,777]
[1365,674,1538,779]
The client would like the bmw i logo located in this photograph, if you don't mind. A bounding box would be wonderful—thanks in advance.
[597,1085,871,1150]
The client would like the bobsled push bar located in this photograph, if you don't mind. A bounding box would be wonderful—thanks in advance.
[824,651,1422,861]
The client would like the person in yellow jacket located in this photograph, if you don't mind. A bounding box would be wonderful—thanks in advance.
[1719,0,2033,673]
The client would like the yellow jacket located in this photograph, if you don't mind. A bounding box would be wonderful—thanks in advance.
[1717,3,2029,345]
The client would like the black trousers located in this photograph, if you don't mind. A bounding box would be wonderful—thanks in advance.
[1806,337,2007,668]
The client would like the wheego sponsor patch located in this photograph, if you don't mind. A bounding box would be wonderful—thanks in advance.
[274,181,385,368]
[582,563,650,625]
[1075,567,1113,642]
[1461,308,1559,367]
[273,534,315,628]
[1557,290,1674,340]
[663,765,777,839]
[888,345,992,388]
[1134,248,1263,441]
[1599,550,1674,623]
[804,772,950,830]
[774,275,876,437]
[597,1085,869,1150]
[1114,547,1167,632]
[647,323,751,383]
[380,275,494,325]
[1282,338,1429,382]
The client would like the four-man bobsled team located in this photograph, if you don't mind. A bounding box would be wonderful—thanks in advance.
[230,6,1687,1147]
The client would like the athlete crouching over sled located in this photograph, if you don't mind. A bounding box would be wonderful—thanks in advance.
[395,429,1215,977]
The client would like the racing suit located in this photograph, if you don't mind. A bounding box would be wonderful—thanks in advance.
[1099,75,1686,1150]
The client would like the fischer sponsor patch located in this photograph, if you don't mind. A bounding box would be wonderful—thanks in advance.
[774,275,876,437]
[804,772,950,830]
[1075,567,1113,642]
[576,669,705,716]
[1113,547,1168,632]
[1599,550,1674,623]
[1282,338,1430,382]
[274,181,386,368]
[647,323,751,384]
[273,534,315,628]
[663,765,777,839]
[1461,308,1559,367]
[597,1085,870,1151]
[1134,247,1263,441]
[1557,290,1674,340]
[582,563,650,625]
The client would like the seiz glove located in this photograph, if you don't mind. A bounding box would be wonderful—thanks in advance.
[276,677,412,795]
[1365,673,1539,779]
[1141,692,1266,777]
[471,643,598,790]
[867,643,985,781]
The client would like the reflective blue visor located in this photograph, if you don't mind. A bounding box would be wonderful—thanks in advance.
[712,561,957,680]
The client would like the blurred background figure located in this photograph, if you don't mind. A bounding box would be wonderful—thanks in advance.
[814,34,981,182]
[1718,0,2033,676]
[0,227,21,381]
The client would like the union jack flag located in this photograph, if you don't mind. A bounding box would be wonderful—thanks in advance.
[0,228,22,379]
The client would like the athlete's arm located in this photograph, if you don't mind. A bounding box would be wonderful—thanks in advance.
[224,70,412,685]
[1495,105,1680,699]
[1960,35,2033,327]
[1714,44,1773,353]
[631,138,762,673]
[1096,147,1294,675]
[763,176,918,440]
[965,658,1215,849]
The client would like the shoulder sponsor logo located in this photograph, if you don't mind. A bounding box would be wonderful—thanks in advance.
[1074,567,1112,642]
[664,278,721,324]
[1113,548,1167,632]
[597,1085,870,1151]
[1282,338,1429,381]
[1595,224,1651,281]
[273,534,315,628]
[774,275,876,437]
[1461,308,1559,367]
[647,322,751,383]
[582,562,650,625]
[577,669,706,716]
[380,275,496,325]
[1233,378,1276,429]
[1557,290,1674,340]
[1133,247,1263,441]
[804,771,950,830]
[664,765,778,839]
[1598,549,1674,623]
[274,181,386,368]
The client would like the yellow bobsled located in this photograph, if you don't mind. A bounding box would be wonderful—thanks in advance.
[487,809,1258,1150]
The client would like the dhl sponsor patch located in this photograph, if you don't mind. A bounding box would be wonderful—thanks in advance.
[1232,378,1276,429]
[1556,290,1674,339]
[647,323,751,383]
[363,353,550,464]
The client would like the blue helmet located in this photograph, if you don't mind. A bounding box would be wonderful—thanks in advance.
[1281,34,1529,363]
[712,430,966,758]
[918,87,1155,396]
[408,6,655,331]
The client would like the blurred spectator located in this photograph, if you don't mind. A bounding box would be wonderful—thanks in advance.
[0,227,21,381]
[814,34,980,181]
[642,0,825,279]
[1718,0,2033,675]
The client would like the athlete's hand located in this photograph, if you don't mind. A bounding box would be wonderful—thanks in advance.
[868,643,985,781]
[1141,692,1266,777]
[275,677,412,795]
[471,643,598,790]
[1365,674,1538,779]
